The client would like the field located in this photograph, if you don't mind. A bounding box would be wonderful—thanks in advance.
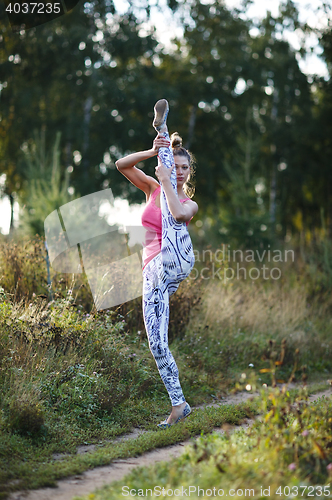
[0,235,331,499]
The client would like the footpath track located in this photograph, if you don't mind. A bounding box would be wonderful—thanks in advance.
[9,383,332,500]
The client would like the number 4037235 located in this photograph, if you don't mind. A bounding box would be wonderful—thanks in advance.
[5,3,61,14]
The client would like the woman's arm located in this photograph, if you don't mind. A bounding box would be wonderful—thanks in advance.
[156,160,198,223]
[115,149,156,170]
[162,178,198,222]
[115,135,170,195]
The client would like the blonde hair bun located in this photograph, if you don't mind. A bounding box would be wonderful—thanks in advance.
[170,132,182,149]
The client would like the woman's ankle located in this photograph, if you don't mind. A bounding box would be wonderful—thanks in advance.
[172,401,186,411]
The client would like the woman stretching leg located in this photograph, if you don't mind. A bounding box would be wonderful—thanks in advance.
[116,100,198,427]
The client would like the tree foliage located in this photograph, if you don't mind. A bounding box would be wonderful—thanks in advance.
[0,0,331,243]
[19,129,76,236]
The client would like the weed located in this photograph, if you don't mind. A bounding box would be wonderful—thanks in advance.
[8,396,45,436]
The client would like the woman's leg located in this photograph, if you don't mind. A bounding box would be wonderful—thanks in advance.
[142,253,186,407]
[155,109,195,289]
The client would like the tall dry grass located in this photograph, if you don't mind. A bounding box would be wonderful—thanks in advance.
[179,255,332,378]
[202,279,308,338]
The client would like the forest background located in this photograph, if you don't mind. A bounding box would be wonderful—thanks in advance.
[1,0,332,250]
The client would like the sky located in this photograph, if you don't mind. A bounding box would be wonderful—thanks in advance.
[0,0,330,234]
[231,0,330,77]
[150,0,330,77]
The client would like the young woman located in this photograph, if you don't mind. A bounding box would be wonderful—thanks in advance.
[115,100,198,428]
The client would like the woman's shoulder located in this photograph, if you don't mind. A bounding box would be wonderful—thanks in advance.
[181,197,198,207]
[181,198,199,217]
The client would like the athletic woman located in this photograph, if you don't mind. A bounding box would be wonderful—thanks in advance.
[115,100,198,428]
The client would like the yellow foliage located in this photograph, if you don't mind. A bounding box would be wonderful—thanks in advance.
[292,210,303,231]
[302,184,313,203]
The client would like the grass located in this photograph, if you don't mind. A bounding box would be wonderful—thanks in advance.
[0,235,332,498]
[73,383,332,500]
[0,397,259,494]
[1,380,330,498]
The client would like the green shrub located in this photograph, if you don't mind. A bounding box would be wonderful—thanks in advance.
[8,395,45,436]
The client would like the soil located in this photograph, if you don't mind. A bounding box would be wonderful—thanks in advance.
[9,383,332,500]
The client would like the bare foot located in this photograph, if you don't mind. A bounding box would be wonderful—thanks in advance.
[166,401,187,425]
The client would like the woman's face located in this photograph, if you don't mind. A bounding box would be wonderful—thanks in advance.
[174,155,190,186]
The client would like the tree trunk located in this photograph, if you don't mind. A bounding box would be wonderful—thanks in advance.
[269,90,279,236]
[185,104,196,150]
[65,141,72,168]
[244,107,252,185]
[9,193,15,234]
[269,156,277,234]
[82,96,93,184]
[328,180,332,238]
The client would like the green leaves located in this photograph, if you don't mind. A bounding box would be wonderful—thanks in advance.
[19,129,76,236]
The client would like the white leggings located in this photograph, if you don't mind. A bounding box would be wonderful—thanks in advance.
[142,132,195,406]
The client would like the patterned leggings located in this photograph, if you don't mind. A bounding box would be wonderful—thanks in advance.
[142,131,195,406]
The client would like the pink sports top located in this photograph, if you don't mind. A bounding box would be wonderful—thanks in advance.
[141,185,193,269]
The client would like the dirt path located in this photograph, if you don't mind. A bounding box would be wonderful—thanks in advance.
[9,385,332,500]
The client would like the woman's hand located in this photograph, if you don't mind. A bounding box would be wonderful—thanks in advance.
[152,133,171,153]
[155,158,175,184]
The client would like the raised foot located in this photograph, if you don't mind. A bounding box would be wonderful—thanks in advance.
[153,99,169,133]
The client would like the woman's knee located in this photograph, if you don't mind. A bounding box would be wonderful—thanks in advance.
[149,340,168,360]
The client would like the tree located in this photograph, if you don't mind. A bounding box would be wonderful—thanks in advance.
[309,5,332,238]
[18,129,76,236]
[163,0,319,244]
[0,0,163,210]
[219,109,271,249]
